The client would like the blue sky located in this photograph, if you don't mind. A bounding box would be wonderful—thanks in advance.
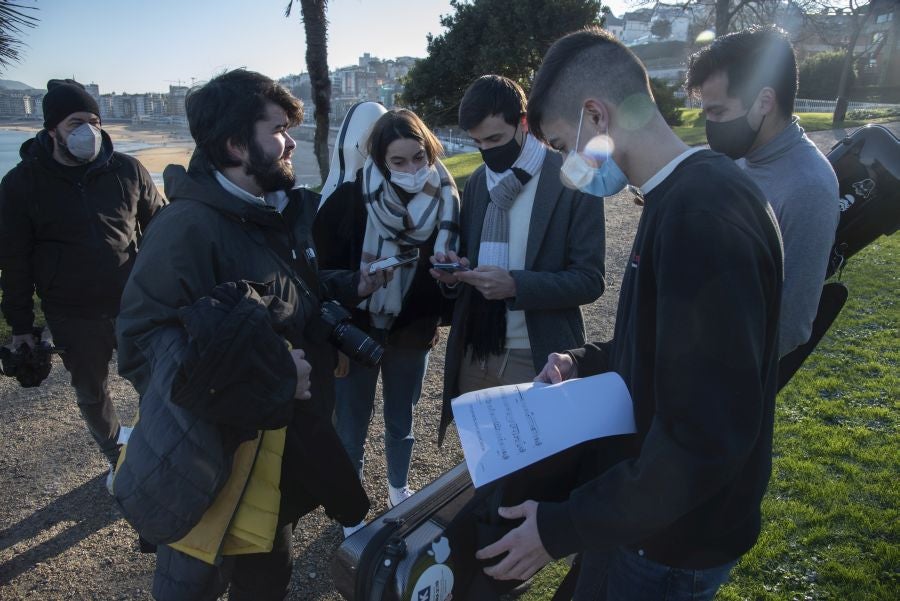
[4,0,630,93]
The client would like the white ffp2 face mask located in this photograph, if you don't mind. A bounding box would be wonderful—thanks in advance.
[390,164,433,193]
[65,123,102,162]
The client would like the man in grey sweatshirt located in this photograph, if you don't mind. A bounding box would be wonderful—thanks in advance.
[688,27,840,357]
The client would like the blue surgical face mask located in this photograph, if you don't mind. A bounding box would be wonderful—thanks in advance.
[559,107,629,197]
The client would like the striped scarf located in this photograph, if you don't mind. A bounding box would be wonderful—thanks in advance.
[478,133,546,268]
[359,156,460,325]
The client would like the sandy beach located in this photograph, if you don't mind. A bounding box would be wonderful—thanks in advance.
[0,121,325,189]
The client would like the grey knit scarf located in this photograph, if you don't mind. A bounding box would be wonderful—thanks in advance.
[478,133,546,268]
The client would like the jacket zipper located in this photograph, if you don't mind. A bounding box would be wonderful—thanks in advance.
[74,177,104,247]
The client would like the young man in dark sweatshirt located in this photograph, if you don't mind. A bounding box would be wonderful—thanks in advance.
[474,29,784,600]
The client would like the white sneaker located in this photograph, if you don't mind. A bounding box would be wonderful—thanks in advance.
[387,485,414,508]
[106,461,116,495]
[342,520,366,538]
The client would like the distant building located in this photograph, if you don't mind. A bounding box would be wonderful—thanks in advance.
[359,52,377,69]
[0,88,45,119]
[860,0,899,88]
[621,9,652,44]
[0,92,29,118]
[84,83,100,105]
[604,13,625,40]
[168,85,188,116]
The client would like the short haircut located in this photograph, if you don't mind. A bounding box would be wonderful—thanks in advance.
[458,75,527,131]
[527,28,653,143]
[367,109,443,176]
[185,69,303,171]
[686,26,798,116]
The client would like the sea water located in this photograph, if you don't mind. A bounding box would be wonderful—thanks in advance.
[0,129,36,177]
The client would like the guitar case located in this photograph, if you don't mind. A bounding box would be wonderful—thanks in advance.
[319,101,388,208]
[825,124,899,277]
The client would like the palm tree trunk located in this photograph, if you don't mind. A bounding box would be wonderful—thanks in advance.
[299,0,331,184]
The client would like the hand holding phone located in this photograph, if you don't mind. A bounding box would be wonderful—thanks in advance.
[432,262,470,273]
[368,248,420,275]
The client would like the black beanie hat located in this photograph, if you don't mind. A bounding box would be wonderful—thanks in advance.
[42,79,101,130]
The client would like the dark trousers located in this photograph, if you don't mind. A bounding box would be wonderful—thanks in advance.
[45,314,121,464]
[152,523,294,601]
[573,549,736,601]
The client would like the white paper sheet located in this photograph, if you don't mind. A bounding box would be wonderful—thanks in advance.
[451,372,636,487]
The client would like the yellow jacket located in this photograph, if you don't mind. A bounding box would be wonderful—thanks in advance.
[167,427,286,565]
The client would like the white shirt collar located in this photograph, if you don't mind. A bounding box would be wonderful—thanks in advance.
[214,170,289,212]
[640,147,705,196]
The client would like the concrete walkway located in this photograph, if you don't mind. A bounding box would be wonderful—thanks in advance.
[805,120,899,154]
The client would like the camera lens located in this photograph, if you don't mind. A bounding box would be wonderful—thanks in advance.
[332,322,384,368]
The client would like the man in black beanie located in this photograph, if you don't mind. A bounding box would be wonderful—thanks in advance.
[0,79,166,492]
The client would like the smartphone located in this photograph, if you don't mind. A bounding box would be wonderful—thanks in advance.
[432,262,469,273]
[368,248,420,275]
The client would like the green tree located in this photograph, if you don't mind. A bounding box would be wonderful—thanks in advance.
[285,0,331,183]
[651,18,672,39]
[650,78,683,126]
[0,1,37,72]
[402,0,603,125]
[799,51,856,100]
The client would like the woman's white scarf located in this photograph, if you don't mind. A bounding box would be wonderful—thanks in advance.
[359,156,460,325]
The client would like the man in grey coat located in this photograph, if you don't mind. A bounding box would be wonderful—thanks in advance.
[432,75,606,442]
[688,27,840,357]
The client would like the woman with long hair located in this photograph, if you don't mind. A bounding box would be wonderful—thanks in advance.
[314,108,460,536]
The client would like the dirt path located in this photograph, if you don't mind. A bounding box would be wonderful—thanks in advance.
[1,124,885,600]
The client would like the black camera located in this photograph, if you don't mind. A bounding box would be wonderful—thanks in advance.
[319,301,384,368]
[0,327,63,388]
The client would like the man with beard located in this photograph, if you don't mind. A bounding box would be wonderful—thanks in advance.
[115,69,381,600]
[0,79,165,491]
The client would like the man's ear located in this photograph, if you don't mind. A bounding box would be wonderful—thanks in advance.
[225,138,246,163]
[755,87,777,116]
[583,98,609,132]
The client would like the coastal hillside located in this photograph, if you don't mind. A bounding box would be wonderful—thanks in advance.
[0,79,38,91]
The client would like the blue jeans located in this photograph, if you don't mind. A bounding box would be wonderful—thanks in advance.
[574,548,736,601]
[334,343,429,489]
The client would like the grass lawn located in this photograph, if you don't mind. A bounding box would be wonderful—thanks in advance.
[444,151,484,192]
[522,234,899,600]
[0,300,42,341]
[672,109,894,147]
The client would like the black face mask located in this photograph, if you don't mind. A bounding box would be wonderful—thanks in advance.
[480,127,522,173]
[705,113,764,160]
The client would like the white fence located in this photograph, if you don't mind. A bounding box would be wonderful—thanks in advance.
[793,98,900,113]
[676,90,900,113]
